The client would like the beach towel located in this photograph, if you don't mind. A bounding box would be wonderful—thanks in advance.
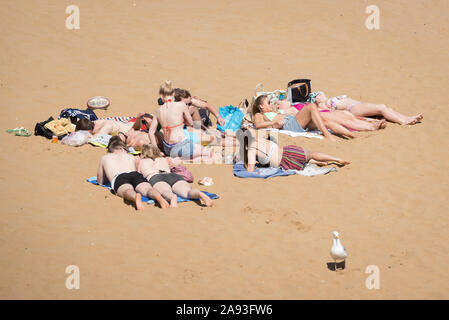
[87,177,219,204]
[233,162,337,178]
[98,116,134,123]
[233,162,297,179]
[260,128,324,139]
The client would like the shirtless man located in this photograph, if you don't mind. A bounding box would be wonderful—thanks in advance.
[149,80,217,161]
[76,118,137,138]
[172,88,225,128]
[96,136,169,210]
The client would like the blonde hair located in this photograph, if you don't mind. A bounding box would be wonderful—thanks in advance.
[141,144,162,159]
[159,80,174,97]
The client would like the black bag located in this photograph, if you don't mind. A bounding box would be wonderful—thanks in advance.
[34,116,67,140]
[287,79,311,103]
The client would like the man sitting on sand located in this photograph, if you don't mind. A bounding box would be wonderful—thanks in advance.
[97,136,169,210]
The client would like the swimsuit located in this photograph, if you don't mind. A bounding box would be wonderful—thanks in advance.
[264,110,285,121]
[258,142,277,165]
[279,145,307,171]
[328,95,360,112]
[112,171,148,193]
[282,115,307,132]
[148,172,185,187]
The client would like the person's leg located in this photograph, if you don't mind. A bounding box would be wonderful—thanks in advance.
[330,111,386,131]
[135,182,170,209]
[295,103,336,141]
[152,181,177,207]
[321,117,357,138]
[172,180,214,207]
[189,106,203,129]
[305,149,350,166]
[350,103,423,125]
[116,184,145,210]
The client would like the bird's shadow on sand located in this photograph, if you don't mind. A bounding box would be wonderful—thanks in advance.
[326,261,346,271]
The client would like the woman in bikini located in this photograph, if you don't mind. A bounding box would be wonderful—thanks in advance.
[136,144,214,207]
[237,130,350,172]
[253,96,386,140]
[315,92,423,125]
[149,80,216,161]
[252,95,339,141]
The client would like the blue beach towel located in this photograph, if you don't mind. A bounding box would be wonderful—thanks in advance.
[232,162,297,179]
[87,177,219,204]
[233,162,338,179]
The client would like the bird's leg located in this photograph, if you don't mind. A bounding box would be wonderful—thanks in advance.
[334,260,337,271]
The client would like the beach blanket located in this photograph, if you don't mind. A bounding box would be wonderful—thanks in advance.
[98,116,134,123]
[87,177,219,204]
[233,162,297,179]
[233,162,337,178]
[260,128,324,139]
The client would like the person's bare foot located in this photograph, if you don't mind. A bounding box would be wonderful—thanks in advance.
[337,159,350,166]
[135,193,145,211]
[373,119,387,130]
[170,195,178,208]
[157,196,170,209]
[404,114,423,125]
[199,192,214,207]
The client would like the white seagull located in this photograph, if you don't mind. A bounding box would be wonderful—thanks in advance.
[330,231,348,271]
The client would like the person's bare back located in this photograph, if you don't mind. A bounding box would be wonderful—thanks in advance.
[99,152,136,184]
[137,157,170,180]
[156,101,192,144]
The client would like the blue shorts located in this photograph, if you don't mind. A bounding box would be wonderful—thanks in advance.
[283,115,307,132]
[163,139,195,159]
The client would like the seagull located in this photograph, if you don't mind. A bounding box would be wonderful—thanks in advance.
[330,231,348,271]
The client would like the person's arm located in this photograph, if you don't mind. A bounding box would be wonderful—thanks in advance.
[182,103,194,127]
[148,114,159,146]
[132,112,145,131]
[253,113,283,129]
[192,97,225,126]
[244,140,258,172]
[97,156,106,185]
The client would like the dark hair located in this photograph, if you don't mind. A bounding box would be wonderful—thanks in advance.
[174,88,191,102]
[107,135,126,153]
[75,118,95,131]
[251,95,268,116]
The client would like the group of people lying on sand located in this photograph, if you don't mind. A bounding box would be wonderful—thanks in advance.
[88,80,422,209]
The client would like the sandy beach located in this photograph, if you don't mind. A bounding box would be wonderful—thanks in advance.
[0,0,448,299]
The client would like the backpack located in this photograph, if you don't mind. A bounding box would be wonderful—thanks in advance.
[34,116,58,139]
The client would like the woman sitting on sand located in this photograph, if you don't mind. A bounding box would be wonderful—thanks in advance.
[253,96,386,140]
[252,95,338,141]
[314,92,423,125]
[149,80,217,160]
[136,144,214,208]
[237,130,349,172]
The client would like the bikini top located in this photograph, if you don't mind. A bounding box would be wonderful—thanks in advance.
[264,109,285,121]
[161,99,184,141]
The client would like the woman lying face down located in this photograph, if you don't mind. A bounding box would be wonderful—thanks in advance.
[237,130,350,172]
[135,144,214,208]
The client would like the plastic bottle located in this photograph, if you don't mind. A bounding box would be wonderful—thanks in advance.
[52,135,58,143]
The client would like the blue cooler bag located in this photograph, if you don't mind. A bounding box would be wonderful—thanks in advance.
[217,105,244,132]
